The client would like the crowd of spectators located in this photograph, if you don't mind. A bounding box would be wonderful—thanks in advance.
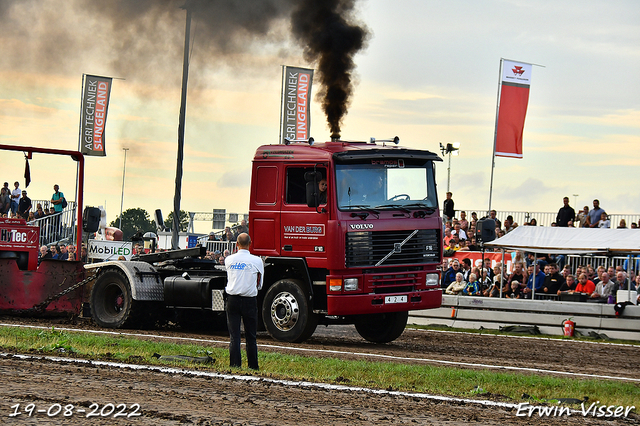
[199,220,248,264]
[0,181,67,222]
[38,243,87,264]
[442,198,639,256]
[442,256,639,304]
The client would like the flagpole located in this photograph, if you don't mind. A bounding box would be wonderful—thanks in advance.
[487,58,503,215]
[278,65,285,144]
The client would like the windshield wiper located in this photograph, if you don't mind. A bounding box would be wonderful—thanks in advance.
[342,205,380,215]
[373,204,411,213]
[403,202,436,211]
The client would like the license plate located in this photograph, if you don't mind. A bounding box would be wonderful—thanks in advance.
[384,295,407,304]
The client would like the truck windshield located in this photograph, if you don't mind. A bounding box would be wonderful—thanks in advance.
[335,161,437,211]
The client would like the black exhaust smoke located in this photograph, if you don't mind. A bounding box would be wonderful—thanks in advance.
[1,0,368,139]
[291,0,369,141]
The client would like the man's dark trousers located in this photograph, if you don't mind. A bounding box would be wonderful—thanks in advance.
[225,295,259,370]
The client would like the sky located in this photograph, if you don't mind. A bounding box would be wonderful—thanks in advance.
[1,0,639,233]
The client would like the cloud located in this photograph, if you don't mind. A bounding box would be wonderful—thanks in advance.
[217,167,251,189]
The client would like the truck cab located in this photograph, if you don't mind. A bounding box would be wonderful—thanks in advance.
[250,139,443,342]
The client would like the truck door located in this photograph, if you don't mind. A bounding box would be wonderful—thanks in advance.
[250,165,281,256]
[281,165,328,267]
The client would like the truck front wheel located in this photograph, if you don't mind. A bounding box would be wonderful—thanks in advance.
[262,279,318,343]
[90,269,136,328]
[355,311,408,343]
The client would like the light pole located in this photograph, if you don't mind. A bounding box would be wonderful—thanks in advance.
[573,194,579,207]
[439,142,460,192]
[119,147,129,230]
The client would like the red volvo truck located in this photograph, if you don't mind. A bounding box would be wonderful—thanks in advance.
[248,138,443,342]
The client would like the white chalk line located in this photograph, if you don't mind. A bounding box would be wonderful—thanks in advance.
[2,322,639,383]
[0,351,519,411]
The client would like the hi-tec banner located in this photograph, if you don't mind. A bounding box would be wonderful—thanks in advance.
[280,66,314,144]
[495,60,532,159]
[80,74,113,157]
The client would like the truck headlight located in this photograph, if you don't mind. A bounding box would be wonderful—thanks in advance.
[344,278,359,291]
[426,273,439,287]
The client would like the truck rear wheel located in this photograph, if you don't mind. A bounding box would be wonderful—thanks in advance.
[355,311,408,343]
[91,269,136,328]
[262,279,317,343]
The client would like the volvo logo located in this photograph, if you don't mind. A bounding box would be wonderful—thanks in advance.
[349,223,373,230]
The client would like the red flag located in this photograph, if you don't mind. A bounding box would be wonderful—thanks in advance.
[495,61,532,158]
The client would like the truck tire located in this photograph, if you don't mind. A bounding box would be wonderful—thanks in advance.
[90,269,136,328]
[262,279,318,343]
[354,311,408,343]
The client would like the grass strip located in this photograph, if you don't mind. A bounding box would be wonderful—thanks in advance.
[0,326,637,408]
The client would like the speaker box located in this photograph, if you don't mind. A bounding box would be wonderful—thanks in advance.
[83,206,101,233]
[476,218,497,243]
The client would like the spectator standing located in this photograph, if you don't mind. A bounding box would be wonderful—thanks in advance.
[489,210,502,229]
[0,187,10,216]
[50,184,65,212]
[10,181,21,215]
[18,190,32,220]
[224,233,263,370]
[441,260,460,288]
[506,262,527,293]
[523,264,545,298]
[556,197,576,227]
[58,244,69,261]
[459,211,469,231]
[443,192,455,222]
[577,206,589,227]
[586,199,604,228]
[460,258,472,281]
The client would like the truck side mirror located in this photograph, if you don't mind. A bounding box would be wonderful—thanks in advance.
[304,171,322,208]
[306,181,318,208]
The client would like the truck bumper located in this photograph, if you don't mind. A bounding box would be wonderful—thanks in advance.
[326,288,442,316]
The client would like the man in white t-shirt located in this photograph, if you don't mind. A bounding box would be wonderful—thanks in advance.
[225,233,264,370]
[10,181,21,215]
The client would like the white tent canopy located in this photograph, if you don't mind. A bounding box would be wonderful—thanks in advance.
[484,226,640,255]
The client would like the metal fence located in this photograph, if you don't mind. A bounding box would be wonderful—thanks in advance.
[457,209,639,228]
[197,238,238,255]
[566,254,639,274]
[28,201,77,247]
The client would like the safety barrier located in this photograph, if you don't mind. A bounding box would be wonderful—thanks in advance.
[29,202,77,247]
[454,209,639,228]
[409,295,640,341]
[202,240,237,254]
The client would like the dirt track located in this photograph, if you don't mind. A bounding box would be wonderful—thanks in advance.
[1,316,638,425]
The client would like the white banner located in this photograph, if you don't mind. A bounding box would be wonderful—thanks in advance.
[88,240,133,261]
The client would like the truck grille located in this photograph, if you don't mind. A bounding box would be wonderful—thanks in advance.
[345,229,439,268]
